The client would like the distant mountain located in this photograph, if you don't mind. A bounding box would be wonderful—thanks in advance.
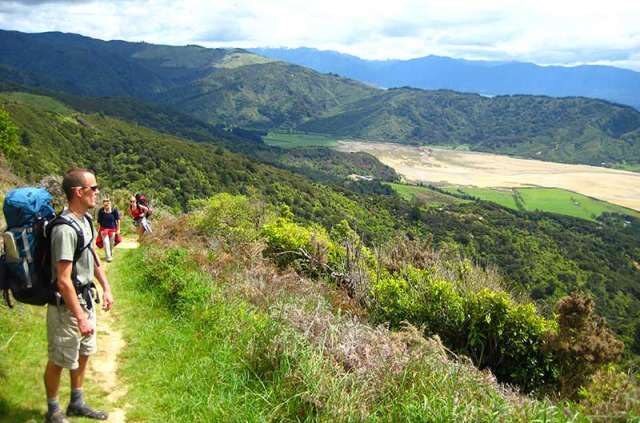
[0,29,374,129]
[1,30,639,168]
[249,47,640,111]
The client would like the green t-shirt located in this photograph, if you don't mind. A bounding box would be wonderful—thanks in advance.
[50,210,94,287]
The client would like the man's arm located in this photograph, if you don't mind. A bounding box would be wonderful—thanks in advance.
[57,260,94,337]
[94,257,113,312]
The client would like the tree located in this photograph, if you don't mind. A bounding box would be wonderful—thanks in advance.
[548,289,625,399]
[0,106,20,158]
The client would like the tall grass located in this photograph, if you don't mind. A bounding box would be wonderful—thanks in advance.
[110,221,607,422]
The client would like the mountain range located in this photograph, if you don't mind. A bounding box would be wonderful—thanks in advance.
[249,47,640,111]
[1,29,639,168]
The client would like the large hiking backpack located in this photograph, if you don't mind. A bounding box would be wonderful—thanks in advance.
[135,193,152,218]
[0,187,95,308]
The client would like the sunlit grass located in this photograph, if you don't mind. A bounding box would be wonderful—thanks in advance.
[442,186,640,220]
[0,92,75,116]
[264,132,340,148]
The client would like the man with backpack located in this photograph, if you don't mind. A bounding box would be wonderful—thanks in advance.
[44,168,113,423]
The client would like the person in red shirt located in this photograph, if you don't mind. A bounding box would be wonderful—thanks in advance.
[127,195,150,241]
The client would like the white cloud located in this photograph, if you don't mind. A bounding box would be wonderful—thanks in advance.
[0,0,639,71]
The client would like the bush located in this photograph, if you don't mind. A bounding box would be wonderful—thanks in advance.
[0,106,20,158]
[578,365,640,420]
[548,289,625,399]
[260,210,333,277]
[189,193,268,249]
[459,289,553,391]
[371,266,555,391]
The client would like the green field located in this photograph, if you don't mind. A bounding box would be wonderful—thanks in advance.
[387,183,465,207]
[0,92,75,116]
[263,132,340,148]
[441,186,640,221]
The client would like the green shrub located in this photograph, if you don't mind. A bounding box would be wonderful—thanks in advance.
[260,215,332,276]
[0,106,20,158]
[189,192,267,248]
[371,266,555,391]
[459,289,554,391]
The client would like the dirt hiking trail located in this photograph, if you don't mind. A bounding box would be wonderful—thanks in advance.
[91,238,138,423]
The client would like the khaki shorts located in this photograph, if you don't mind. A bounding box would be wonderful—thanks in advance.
[47,298,97,370]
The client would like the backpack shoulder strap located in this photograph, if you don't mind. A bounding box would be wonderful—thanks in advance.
[48,215,86,261]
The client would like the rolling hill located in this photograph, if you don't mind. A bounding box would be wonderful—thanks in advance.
[1,29,639,168]
[250,47,640,111]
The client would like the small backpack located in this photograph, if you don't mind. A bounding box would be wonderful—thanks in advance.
[0,187,94,308]
[135,193,152,218]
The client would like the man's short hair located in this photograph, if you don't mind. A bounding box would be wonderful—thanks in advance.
[62,168,94,201]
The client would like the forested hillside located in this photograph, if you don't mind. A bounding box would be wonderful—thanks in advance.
[1,30,640,168]
[1,94,639,356]
[299,88,640,166]
[250,47,640,111]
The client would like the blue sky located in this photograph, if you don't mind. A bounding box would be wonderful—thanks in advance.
[1,0,639,71]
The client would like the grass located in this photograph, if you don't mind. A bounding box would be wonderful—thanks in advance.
[443,186,518,209]
[1,223,627,422]
[263,131,340,148]
[387,183,466,207]
[0,92,75,116]
[110,227,599,422]
[0,304,49,421]
[0,298,110,423]
[611,163,640,173]
[112,246,269,421]
[441,186,640,221]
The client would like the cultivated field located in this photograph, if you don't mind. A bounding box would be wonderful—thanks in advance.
[335,141,640,211]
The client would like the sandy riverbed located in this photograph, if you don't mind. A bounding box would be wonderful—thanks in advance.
[334,141,640,211]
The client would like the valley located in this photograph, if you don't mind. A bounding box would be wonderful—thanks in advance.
[334,141,640,211]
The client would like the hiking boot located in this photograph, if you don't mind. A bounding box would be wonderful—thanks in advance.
[66,403,109,420]
[45,411,73,423]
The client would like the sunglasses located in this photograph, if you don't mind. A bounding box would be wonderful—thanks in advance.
[72,185,99,192]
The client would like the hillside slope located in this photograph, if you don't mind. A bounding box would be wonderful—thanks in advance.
[1,30,640,167]
[300,88,640,166]
[250,47,640,111]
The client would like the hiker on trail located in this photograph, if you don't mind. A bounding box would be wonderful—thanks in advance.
[96,198,120,263]
[44,168,113,423]
[128,195,151,240]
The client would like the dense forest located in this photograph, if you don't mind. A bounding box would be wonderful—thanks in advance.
[1,94,639,356]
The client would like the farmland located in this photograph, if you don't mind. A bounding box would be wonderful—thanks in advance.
[443,186,640,221]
